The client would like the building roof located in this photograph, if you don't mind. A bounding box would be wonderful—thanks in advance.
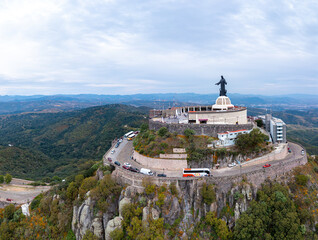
[218,129,248,135]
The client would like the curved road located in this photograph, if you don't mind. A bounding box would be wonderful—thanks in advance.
[104,138,306,178]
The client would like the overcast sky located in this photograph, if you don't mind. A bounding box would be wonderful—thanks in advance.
[0,0,317,95]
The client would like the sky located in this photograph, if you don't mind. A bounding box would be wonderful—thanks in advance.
[0,0,318,96]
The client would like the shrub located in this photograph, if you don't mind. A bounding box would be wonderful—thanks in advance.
[314,167,318,173]
[169,182,178,196]
[4,204,16,220]
[110,228,124,240]
[201,183,216,205]
[66,182,79,201]
[156,193,165,207]
[30,193,44,210]
[0,175,4,183]
[5,173,12,184]
[79,176,98,200]
[82,230,98,240]
[295,174,309,186]
[140,123,149,133]
[142,177,156,195]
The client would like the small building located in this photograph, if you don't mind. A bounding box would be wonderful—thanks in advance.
[214,129,251,147]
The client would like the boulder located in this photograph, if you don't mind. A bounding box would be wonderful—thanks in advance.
[119,197,131,218]
[92,217,104,239]
[105,216,122,240]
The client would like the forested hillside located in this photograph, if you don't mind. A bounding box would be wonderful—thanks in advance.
[0,104,147,180]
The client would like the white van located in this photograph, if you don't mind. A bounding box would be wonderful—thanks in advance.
[140,168,153,176]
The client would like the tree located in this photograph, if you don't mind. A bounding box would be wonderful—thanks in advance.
[5,174,12,184]
[66,182,79,201]
[205,212,231,240]
[184,128,195,137]
[235,128,269,154]
[140,123,149,133]
[255,119,264,128]
[234,183,303,239]
[158,127,168,137]
[4,204,16,220]
[0,175,4,183]
[79,176,98,200]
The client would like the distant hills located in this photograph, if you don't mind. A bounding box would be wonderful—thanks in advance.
[0,93,316,114]
[0,104,147,180]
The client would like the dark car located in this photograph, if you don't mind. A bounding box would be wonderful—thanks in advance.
[157,173,167,177]
[114,161,121,166]
[129,167,139,173]
[263,164,271,168]
[107,157,112,162]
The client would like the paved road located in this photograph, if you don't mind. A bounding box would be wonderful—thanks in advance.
[104,137,306,178]
[212,142,304,177]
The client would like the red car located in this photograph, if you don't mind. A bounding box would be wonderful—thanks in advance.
[123,165,130,170]
[6,198,13,202]
[263,164,271,168]
[107,157,112,162]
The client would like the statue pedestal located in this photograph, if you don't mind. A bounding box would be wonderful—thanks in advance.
[212,96,234,111]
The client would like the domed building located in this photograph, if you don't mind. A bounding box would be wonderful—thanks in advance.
[149,76,252,137]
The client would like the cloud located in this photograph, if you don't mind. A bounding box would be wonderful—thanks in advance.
[0,0,317,95]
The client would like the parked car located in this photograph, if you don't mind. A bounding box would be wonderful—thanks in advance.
[227,162,237,168]
[301,149,305,155]
[111,150,115,154]
[140,168,153,176]
[157,173,167,177]
[129,167,139,173]
[114,161,121,166]
[6,198,13,202]
[123,165,130,170]
[107,157,112,162]
[123,162,131,168]
[263,164,271,168]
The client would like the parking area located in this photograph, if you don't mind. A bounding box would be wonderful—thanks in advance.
[0,179,50,205]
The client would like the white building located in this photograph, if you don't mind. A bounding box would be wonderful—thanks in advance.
[259,114,287,143]
[214,129,251,147]
[270,117,286,143]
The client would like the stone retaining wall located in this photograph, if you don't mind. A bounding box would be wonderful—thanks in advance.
[133,151,187,171]
[112,152,307,194]
[149,119,253,137]
[159,154,187,159]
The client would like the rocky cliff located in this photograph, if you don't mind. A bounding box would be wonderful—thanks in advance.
[72,172,260,239]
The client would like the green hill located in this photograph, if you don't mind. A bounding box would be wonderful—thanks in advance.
[0,104,147,180]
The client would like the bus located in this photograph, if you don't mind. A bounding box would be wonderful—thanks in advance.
[183,168,211,177]
[124,131,134,138]
[127,133,136,141]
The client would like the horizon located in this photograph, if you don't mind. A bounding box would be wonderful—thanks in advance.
[0,92,317,98]
[0,1,318,95]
